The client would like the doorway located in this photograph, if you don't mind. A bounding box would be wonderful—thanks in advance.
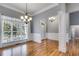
[68,11,79,56]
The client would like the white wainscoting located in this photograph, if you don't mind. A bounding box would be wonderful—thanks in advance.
[46,33,58,41]
[58,33,70,43]
[29,33,70,43]
[30,33,42,43]
[47,33,70,43]
[66,33,70,42]
[30,33,59,43]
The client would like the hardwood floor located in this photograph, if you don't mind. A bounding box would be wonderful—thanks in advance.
[0,39,66,56]
[27,39,66,56]
[66,39,79,56]
[0,39,79,56]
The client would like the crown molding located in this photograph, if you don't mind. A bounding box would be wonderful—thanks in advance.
[0,3,58,16]
[32,3,59,16]
[0,4,24,14]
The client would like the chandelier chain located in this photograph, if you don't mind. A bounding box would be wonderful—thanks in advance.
[26,3,27,14]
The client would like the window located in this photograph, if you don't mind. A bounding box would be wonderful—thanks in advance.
[3,20,11,43]
[1,16,28,44]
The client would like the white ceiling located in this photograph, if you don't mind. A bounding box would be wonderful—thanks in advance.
[0,3,58,16]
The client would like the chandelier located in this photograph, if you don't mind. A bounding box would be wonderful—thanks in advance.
[20,3,32,24]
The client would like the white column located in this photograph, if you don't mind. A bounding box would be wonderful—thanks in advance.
[58,4,67,53]
[28,22,31,40]
[25,24,28,39]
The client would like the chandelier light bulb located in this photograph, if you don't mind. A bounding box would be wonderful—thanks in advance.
[23,19,26,22]
[29,17,32,21]
[49,17,51,20]
[52,17,56,20]
[20,16,24,19]
[49,16,56,20]
[28,19,30,22]
[25,15,28,19]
